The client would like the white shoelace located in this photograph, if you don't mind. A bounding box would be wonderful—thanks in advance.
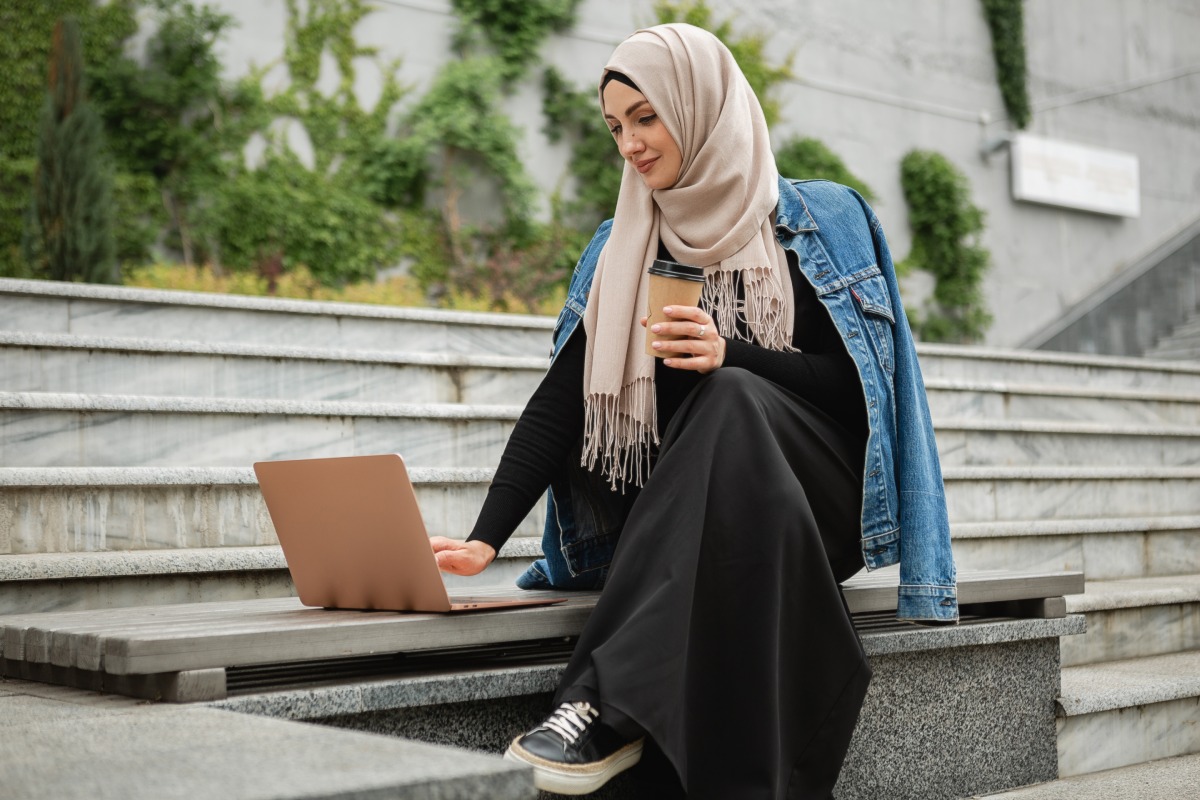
[541,701,599,745]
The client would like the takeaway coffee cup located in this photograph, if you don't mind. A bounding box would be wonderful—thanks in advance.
[645,259,706,358]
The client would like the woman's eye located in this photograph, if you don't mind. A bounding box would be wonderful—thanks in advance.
[638,114,657,126]
[609,125,621,136]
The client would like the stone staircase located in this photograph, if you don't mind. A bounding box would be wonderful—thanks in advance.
[1146,310,1200,361]
[2,277,1199,789]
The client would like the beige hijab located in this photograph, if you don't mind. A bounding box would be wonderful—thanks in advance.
[582,23,795,489]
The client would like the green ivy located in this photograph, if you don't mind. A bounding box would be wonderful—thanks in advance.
[981,0,1030,129]
[271,0,405,176]
[653,0,792,128]
[899,150,992,343]
[541,66,623,227]
[774,138,875,202]
[203,0,406,285]
[451,0,581,82]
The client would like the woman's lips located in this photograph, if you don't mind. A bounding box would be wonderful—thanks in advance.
[635,157,659,174]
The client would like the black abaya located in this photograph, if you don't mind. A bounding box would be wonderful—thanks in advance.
[555,367,870,800]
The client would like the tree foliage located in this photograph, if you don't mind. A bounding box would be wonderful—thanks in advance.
[88,0,238,266]
[0,0,136,275]
[899,150,991,343]
[24,17,116,283]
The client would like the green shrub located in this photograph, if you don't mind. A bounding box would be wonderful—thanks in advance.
[899,150,992,343]
[0,158,36,277]
[207,154,397,287]
[774,137,875,201]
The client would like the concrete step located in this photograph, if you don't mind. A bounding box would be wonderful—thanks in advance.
[0,467,544,554]
[0,331,546,405]
[1061,575,1200,666]
[917,343,1200,395]
[925,378,1200,426]
[975,752,1200,799]
[0,277,553,356]
[5,392,1199,469]
[0,393,522,468]
[944,466,1200,522]
[935,418,1200,468]
[7,277,1200,392]
[3,466,1198,557]
[1055,650,1200,777]
[0,541,541,614]
[1148,346,1200,361]
[952,515,1200,580]
[9,332,1200,425]
[0,679,534,800]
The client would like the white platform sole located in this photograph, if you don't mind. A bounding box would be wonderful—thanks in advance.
[504,737,645,795]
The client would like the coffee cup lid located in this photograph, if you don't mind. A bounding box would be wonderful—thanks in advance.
[648,259,705,282]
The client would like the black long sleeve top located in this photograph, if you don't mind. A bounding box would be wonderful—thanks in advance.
[466,256,867,552]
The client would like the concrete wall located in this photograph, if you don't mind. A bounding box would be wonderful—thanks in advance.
[203,0,1200,348]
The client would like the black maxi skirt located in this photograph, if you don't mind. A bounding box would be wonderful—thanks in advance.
[555,367,872,800]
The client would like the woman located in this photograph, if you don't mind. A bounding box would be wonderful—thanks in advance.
[431,23,957,799]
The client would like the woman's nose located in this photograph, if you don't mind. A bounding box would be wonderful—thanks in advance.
[620,133,644,157]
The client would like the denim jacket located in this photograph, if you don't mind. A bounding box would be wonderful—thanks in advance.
[515,177,958,623]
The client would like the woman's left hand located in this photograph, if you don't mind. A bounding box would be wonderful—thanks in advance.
[641,305,726,374]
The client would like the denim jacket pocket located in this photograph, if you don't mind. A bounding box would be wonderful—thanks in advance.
[847,271,896,376]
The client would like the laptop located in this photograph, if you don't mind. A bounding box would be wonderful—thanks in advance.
[253,453,565,613]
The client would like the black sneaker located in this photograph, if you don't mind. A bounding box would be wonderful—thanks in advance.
[503,700,644,795]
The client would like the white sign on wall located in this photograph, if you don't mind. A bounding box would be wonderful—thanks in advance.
[1011,133,1140,218]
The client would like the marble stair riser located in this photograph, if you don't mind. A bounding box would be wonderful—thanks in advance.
[1060,604,1200,667]
[0,557,537,615]
[0,294,551,357]
[0,570,295,615]
[917,354,1200,395]
[0,408,519,468]
[6,280,1200,392]
[0,484,544,554]
[945,476,1200,522]
[1056,696,1200,777]
[926,388,1200,426]
[952,528,1200,581]
[13,339,1200,425]
[935,427,1200,468]
[3,474,1197,556]
[0,346,544,406]
[4,404,1196,469]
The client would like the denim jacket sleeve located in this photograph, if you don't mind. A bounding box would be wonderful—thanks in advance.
[851,191,958,622]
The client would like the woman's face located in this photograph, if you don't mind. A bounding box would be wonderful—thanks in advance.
[602,79,682,191]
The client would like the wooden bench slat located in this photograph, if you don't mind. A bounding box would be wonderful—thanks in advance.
[0,570,1083,676]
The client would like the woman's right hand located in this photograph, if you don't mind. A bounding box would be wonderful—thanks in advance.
[430,537,496,576]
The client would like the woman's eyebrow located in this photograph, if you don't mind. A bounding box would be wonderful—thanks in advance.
[604,101,653,122]
[624,100,651,117]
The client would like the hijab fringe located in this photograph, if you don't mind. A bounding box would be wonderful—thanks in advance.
[582,377,659,490]
[705,267,798,352]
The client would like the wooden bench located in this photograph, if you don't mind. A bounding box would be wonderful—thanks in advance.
[0,568,1082,702]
